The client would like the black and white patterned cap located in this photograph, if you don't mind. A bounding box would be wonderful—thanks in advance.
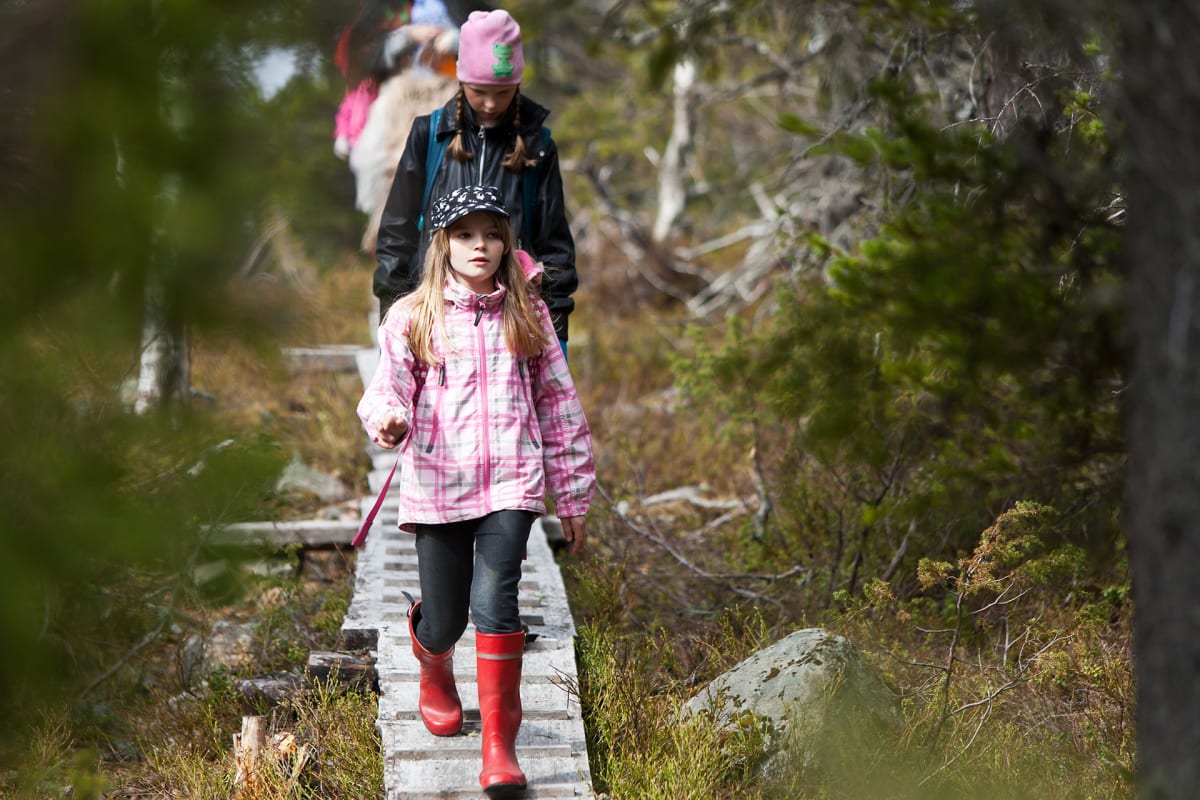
[427,185,510,231]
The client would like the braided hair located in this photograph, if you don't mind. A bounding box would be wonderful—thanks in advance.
[446,85,536,171]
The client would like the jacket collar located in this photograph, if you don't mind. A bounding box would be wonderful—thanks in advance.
[444,277,507,311]
[435,94,551,140]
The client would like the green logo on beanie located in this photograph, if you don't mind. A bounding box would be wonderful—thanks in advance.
[491,42,515,79]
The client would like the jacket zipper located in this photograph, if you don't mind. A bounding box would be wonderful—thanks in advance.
[476,301,493,509]
[477,128,486,183]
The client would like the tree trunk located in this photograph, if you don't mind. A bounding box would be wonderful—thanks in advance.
[1120,1,1200,796]
[133,281,189,414]
[652,57,696,244]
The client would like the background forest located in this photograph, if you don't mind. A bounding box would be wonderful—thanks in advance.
[2,0,1194,797]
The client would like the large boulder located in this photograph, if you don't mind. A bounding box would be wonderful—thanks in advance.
[683,628,901,777]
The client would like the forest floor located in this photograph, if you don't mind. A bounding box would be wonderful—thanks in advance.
[3,237,1137,800]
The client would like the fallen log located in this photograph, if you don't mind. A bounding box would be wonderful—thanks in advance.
[235,672,306,706]
[306,650,378,693]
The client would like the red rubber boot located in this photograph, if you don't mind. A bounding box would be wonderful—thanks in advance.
[409,602,463,736]
[476,630,527,797]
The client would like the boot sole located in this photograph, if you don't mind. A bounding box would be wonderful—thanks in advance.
[483,783,527,799]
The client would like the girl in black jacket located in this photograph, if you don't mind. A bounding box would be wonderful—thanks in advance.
[373,9,578,354]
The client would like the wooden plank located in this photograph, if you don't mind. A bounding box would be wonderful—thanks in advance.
[307,650,378,692]
[235,672,305,706]
[208,520,359,548]
[283,345,368,373]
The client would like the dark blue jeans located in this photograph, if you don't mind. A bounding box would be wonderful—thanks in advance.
[412,510,534,653]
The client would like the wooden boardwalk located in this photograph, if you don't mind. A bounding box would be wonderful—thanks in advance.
[342,348,595,799]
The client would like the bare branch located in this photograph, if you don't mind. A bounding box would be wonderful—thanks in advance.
[880,524,911,582]
[642,485,745,510]
[970,584,1036,616]
[749,444,772,539]
[920,702,994,787]
[675,219,777,261]
[238,215,289,278]
[598,484,808,605]
[715,33,821,79]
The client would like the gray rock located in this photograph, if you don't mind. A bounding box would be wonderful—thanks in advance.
[276,456,351,503]
[181,622,256,682]
[683,628,901,777]
[202,620,258,671]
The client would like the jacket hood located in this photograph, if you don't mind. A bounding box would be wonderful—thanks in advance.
[516,249,542,284]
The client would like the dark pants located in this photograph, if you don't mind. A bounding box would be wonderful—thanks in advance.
[412,510,534,653]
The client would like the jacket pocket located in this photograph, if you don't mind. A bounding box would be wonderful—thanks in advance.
[418,364,446,453]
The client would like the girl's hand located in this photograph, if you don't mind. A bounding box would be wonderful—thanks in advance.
[374,414,409,449]
[560,516,588,555]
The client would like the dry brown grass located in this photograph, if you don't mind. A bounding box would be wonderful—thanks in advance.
[189,250,376,511]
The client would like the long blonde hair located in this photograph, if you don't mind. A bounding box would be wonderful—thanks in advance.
[405,211,551,365]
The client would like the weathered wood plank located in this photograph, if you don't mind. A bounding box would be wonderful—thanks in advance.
[306,650,378,692]
[235,672,305,705]
[282,345,368,373]
[208,519,359,548]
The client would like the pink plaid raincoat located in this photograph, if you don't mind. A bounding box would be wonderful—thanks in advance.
[358,276,595,532]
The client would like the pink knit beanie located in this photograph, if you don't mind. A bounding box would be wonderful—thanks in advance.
[456,10,524,85]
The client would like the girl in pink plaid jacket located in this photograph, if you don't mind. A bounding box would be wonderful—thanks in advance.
[357,185,594,797]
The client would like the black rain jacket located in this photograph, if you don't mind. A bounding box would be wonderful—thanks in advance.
[373,93,577,341]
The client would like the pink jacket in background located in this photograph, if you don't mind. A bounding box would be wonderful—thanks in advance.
[358,276,595,532]
[335,81,379,148]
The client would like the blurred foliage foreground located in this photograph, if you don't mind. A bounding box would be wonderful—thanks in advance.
[0,0,380,794]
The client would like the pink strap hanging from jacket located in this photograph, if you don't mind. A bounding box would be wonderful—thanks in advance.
[352,452,399,547]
